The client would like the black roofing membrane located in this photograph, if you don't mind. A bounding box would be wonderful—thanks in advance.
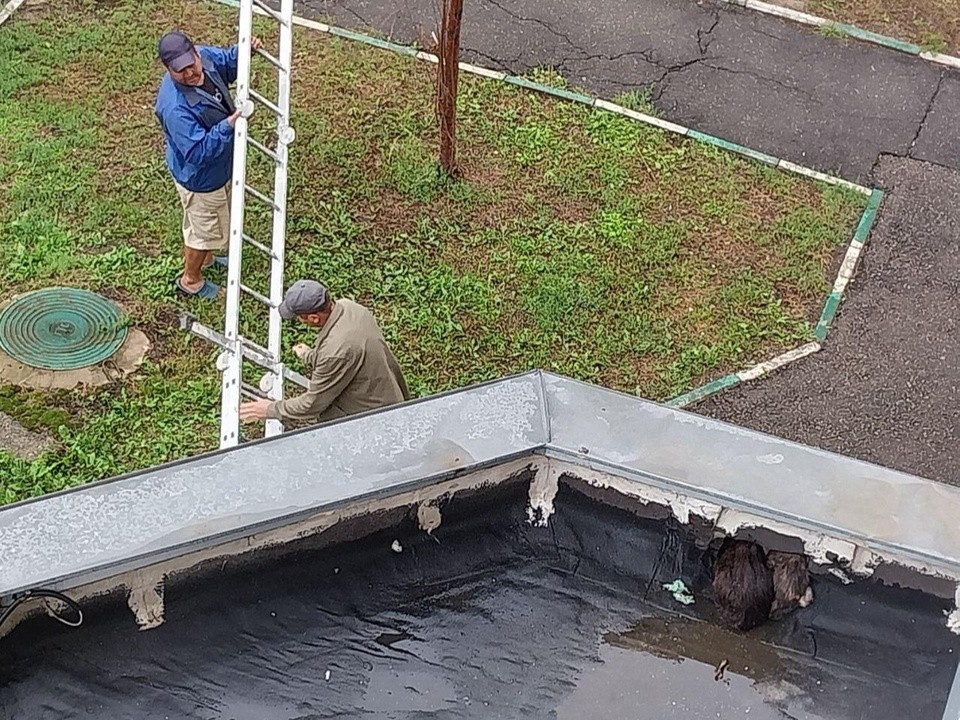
[1,477,957,719]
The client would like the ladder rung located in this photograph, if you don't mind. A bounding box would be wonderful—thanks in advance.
[181,318,310,390]
[244,183,280,211]
[249,89,282,117]
[252,0,289,26]
[240,283,276,308]
[241,383,269,400]
[240,335,274,358]
[247,136,281,164]
[242,232,278,259]
[255,46,288,73]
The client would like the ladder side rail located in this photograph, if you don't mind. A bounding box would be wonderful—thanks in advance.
[264,0,296,439]
[220,0,257,449]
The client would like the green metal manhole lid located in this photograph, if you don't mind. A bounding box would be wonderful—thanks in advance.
[0,288,128,370]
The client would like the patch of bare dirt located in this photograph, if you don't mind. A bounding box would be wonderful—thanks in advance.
[15,0,52,20]
[0,411,57,460]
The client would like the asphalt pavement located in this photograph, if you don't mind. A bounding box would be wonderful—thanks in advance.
[298,0,959,178]
[294,0,959,483]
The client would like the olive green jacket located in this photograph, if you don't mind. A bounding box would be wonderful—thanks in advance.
[266,299,410,425]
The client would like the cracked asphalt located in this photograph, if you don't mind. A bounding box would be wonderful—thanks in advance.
[293,0,959,482]
[700,156,960,485]
[298,0,959,178]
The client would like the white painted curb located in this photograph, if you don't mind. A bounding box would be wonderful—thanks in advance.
[736,342,821,382]
[832,239,865,296]
[4,0,880,409]
[720,0,960,71]
[778,160,871,196]
[240,2,876,197]
[743,0,828,27]
[593,98,690,136]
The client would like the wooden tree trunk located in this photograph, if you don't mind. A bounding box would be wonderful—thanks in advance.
[437,0,464,177]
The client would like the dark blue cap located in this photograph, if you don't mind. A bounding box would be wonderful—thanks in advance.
[158,31,196,72]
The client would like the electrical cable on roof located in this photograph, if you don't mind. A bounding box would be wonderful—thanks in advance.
[0,589,83,632]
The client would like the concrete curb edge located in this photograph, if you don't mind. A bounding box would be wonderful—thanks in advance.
[665,338,822,407]
[666,374,740,408]
[259,3,874,197]
[3,0,882,411]
[205,0,882,408]
[720,0,960,70]
[246,2,884,408]
[669,186,884,409]
[814,187,884,339]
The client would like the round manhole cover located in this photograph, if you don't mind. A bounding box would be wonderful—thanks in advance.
[0,288,128,370]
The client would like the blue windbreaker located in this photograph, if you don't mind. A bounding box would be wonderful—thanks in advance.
[155,45,239,193]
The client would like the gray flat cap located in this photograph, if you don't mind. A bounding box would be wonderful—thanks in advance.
[277,279,328,319]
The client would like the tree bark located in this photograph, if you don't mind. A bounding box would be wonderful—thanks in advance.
[437,0,464,177]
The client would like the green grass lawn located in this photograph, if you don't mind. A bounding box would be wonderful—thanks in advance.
[809,0,960,54]
[0,0,866,503]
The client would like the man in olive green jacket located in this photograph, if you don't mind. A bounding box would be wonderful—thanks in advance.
[239,279,410,427]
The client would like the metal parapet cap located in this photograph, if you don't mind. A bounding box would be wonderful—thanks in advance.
[2,370,960,596]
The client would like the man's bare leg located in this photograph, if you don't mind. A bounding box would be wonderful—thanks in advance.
[181,246,209,293]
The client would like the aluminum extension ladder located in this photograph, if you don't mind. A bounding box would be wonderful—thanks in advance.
[181,0,307,448]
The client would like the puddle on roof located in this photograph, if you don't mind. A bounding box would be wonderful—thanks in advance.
[558,616,817,720]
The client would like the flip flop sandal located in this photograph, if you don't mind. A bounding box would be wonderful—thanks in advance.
[175,277,220,300]
[202,256,229,271]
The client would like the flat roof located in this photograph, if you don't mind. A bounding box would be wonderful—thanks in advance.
[2,477,956,719]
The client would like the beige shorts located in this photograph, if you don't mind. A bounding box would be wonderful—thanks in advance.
[175,182,232,252]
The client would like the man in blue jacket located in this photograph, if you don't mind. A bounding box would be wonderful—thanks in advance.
[155,31,262,299]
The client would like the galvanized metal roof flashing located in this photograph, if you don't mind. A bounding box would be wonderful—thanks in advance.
[2,369,960,600]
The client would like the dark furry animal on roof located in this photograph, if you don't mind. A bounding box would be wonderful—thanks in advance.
[767,550,814,618]
[712,539,775,631]
[713,539,815,630]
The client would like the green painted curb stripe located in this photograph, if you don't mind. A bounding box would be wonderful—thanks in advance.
[205,0,881,258]
[211,0,421,57]
[666,374,740,408]
[327,26,410,55]
[811,186,881,341]
[687,130,780,166]
[852,188,884,245]
[814,291,843,340]
[503,75,595,105]
[832,23,922,55]
[391,45,419,58]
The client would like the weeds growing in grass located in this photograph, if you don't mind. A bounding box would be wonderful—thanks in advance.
[816,24,847,39]
[920,32,948,53]
[613,87,660,117]
[0,0,866,502]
